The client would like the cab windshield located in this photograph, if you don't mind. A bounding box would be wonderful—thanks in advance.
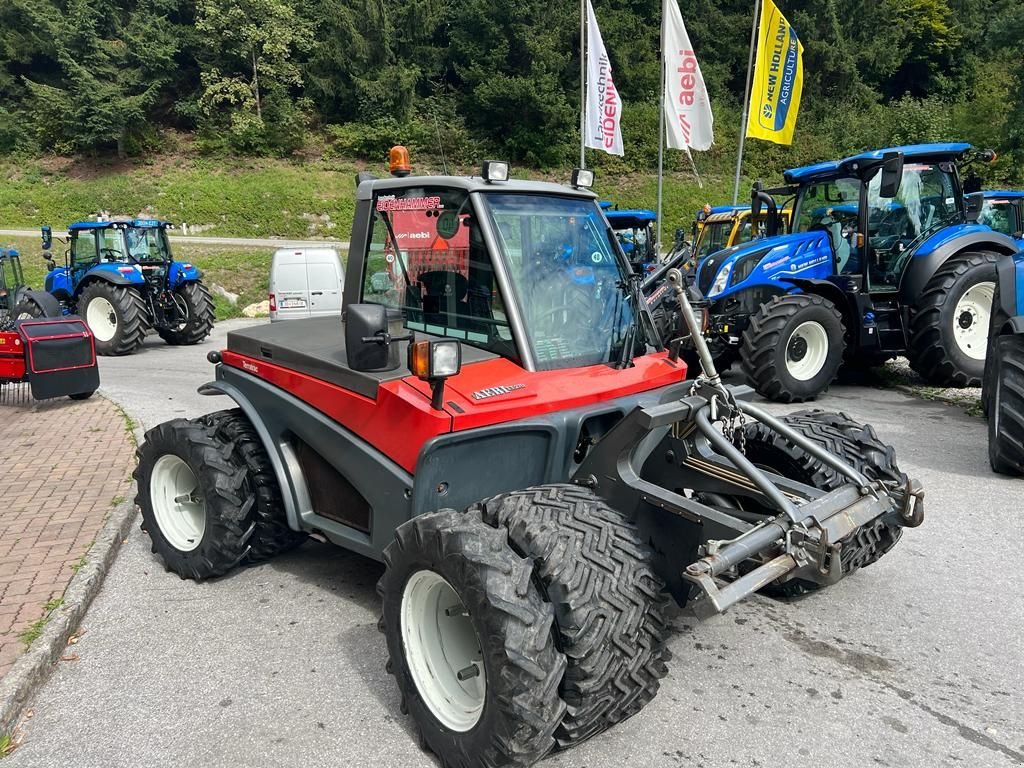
[695,220,734,259]
[482,194,636,370]
[125,227,172,262]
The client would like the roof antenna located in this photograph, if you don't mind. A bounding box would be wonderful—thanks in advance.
[432,113,449,176]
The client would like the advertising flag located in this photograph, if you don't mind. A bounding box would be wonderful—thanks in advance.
[745,0,804,145]
[584,0,624,156]
[662,0,714,151]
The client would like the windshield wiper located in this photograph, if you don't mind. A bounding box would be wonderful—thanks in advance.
[614,273,646,370]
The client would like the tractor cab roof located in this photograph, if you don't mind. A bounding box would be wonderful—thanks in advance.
[357,175,598,202]
[605,209,657,228]
[783,143,973,185]
[982,190,1024,199]
[68,219,172,231]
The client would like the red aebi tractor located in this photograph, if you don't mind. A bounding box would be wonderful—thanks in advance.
[135,161,924,767]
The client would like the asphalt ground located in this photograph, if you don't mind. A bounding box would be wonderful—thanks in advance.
[5,323,1023,768]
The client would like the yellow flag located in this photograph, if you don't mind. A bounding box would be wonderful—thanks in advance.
[746,0,804,145]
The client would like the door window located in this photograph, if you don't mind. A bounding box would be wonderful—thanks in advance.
[71,232,98,267]
[794,178,862,274]
[362,187,517,362]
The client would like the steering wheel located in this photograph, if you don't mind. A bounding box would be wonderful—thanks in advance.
[99,248,125,262]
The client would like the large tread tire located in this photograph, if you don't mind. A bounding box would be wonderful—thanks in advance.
[987,335,1024,476]
[475,484,669,749]
[79,281,149,356]
[740,293,845,403]
[200,409,306,560]
[739,409,908,596]
[158,281,215,346]
[135,418,261,579]
[378,509,567,768]
[908,250,999,387]
[982,280,1008,420]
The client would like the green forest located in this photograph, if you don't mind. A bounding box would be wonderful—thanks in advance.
[0,0,1022,185]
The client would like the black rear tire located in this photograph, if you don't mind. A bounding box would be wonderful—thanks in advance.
[378,509,567,768]
[476,484,669,748]
[78,281,149,356]
[134,418,259,579]
[68,391,95,401]
[200,409,306,560]
[988,335,1024,476]
[740,293,845,402]
[158,281,215,345]
[908,250,999,387]
[739,409,909,596]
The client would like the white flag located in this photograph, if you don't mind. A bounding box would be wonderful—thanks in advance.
[584,0,624,156]
[662,0,713,151]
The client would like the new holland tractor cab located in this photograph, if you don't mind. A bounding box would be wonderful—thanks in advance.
[693,143,1020,402]
[40,218,215,355]
[977,190,1024,248]
[602,203,659,273]
[134,161,924,768]
[0,246,60,329]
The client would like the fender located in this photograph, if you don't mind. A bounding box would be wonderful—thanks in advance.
[899,230,1018,303]
[79,263,148,289]
[167,261,202,288]
[779,277,853,327]
[198,378,302,531]
[17,288,62,318]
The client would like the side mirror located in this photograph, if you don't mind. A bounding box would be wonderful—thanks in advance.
[878,152,904,198]
[41,225,52,251]
[964,192,984,224]
[345,303,401,372]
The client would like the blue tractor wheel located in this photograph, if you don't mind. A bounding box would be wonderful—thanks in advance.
[908,251,999,387]
[740,293,845,402]
[157,282,215,346]
[988,334,1024,475]
[79,282,150,356]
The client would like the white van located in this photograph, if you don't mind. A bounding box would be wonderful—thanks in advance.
[269,248,344,322]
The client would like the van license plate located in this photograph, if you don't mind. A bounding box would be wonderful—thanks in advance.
[280,299,306,309]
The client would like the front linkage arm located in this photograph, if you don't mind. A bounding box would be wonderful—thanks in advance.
[575,269,925,618]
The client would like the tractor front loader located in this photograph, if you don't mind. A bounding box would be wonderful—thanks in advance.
[134,161,924,767]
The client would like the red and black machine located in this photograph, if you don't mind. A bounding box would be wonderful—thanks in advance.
[0,317,99,401]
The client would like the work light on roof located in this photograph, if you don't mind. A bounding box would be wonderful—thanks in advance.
[482,161,509,183]
[571,168,594,189]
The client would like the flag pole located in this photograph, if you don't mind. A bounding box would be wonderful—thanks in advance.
[580,0,586,168]
[656,53,666,257]
[732,0,760,205]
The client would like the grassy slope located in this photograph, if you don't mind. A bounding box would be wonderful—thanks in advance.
[0,154,741,240]
[0,153,743,320]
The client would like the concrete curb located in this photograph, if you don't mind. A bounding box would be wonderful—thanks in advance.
[0,499,138,736]
[0,394,146,737]
[890,383,983,412]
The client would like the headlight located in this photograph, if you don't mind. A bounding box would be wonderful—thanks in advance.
[708,261,733,297]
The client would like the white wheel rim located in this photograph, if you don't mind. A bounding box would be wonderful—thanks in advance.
[953,282,994,361]
[150,454,205,552]
[86,296,118,342]
[401,570,485,732]
[785,321,829,381]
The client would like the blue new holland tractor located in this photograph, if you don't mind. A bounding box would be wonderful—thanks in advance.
[693,143,1020,402]
[41,219,214,356]
[603,205,659,273]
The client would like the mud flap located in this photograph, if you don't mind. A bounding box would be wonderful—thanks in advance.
[17,316,99,399]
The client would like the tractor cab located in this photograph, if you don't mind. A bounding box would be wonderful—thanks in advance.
[602,205,658,273]
[0,248,26,327]
[54,219,177,286]
[691,204,793,264]
[977,191,1024,247]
